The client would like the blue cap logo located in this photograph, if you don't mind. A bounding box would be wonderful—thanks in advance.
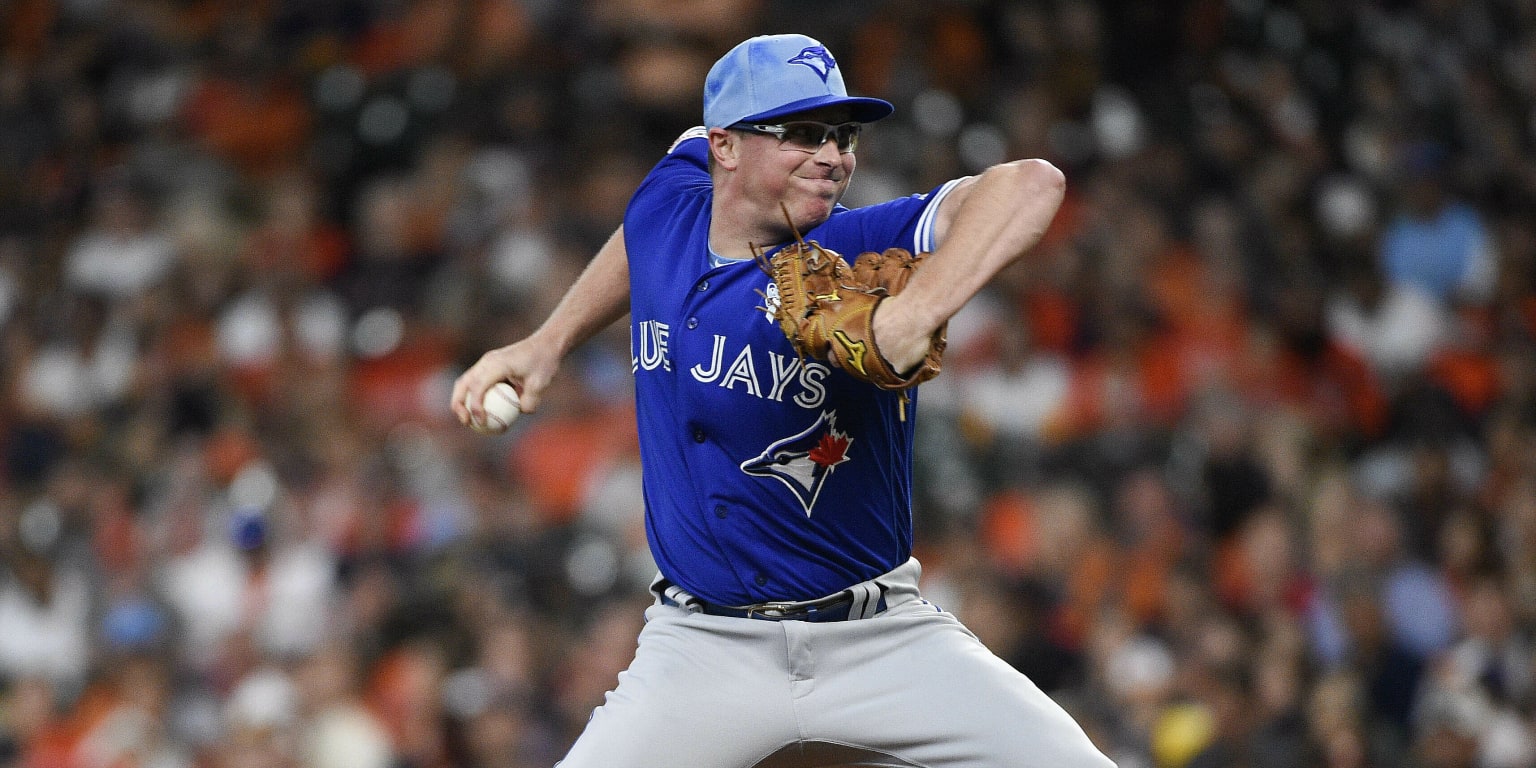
[787,46,836,83]
[703,34,894,129]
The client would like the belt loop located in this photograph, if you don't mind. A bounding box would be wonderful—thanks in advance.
[665,584,702,612]
[846,581,886,620]
[651,575,704,613]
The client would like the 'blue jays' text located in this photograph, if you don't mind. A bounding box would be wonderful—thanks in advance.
[632,322,832,409]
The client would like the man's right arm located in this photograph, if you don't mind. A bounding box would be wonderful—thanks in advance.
[452,226,630,425]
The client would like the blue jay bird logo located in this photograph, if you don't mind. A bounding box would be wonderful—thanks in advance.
[741,411,852,516]
[787,46,837,83]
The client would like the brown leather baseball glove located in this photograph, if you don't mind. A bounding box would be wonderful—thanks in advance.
[757,236,947,410]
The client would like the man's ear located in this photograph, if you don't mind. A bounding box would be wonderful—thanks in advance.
[708,128,740,171]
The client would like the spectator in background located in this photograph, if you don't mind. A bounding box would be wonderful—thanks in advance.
[1326,253,1449,384]
[1380,141,1497,308]
[1306,670,1403,768]
[156,493,337,673]
[956,316,1071,487]
[0,501,91,694]
[16,293,138,420]
[1308,494,1460,671]
[1418,575,1536,768]
[294,643,394,768]
[62,179,176,303]
[70,654,192,768]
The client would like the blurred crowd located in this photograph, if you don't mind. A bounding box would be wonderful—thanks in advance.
[1,1,1535,767]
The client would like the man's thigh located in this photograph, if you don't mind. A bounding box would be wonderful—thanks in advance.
[556,605,801,768]
[800,603,1116,768]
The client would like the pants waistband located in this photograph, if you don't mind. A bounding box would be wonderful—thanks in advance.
[650,558,922,623]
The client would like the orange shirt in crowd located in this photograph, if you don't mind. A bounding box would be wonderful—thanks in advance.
[181,77,311,179]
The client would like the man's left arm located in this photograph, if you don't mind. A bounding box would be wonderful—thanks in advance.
[872,159,1065,373]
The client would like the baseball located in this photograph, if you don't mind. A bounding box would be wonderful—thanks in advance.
[468,382,522,434]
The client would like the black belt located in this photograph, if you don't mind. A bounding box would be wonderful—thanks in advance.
[659,581,888,622]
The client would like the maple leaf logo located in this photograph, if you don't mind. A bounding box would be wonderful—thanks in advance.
[809,432,850,468]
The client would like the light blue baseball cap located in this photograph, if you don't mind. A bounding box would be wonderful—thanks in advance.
[703,34,895,129]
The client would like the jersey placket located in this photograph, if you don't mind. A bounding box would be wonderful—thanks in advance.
[669,266,757,591]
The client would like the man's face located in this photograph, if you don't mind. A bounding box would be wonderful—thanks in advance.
[732,107,859,237]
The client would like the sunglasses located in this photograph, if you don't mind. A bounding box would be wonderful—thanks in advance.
[734,121,862,153]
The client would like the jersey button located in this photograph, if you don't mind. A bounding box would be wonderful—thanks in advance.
[686,317,699,329]
[714,505,727,519]
[754,574,768,587]
[696,280,709,292]
[692,428,706,443]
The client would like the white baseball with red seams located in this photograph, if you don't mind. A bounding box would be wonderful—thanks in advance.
[468,382,521,434]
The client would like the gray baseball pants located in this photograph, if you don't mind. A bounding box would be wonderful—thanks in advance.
[556,558,1117,768]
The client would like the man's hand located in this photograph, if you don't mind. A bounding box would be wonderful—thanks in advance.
[451,336,561,430]
[452,226,633,429]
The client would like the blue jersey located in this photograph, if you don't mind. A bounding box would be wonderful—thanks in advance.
[624,128,964,606]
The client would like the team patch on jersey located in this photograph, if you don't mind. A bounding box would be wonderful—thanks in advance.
[787,47,837,83]
[740,410,852,516]
[762,281,780,322]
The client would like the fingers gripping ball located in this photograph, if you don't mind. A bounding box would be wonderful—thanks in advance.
[468,382,522,435]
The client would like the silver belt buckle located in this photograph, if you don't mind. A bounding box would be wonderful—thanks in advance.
[746,601,800,619]
[743,591,851,620]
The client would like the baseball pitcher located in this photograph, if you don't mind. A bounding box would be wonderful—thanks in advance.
[453,33,1116,768]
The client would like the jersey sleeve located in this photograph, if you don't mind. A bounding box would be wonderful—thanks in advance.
[627,128,713,233]
[632,127,710,196]
[666,126,710,156]
[911,177,967,252]
[809,177,969,256]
